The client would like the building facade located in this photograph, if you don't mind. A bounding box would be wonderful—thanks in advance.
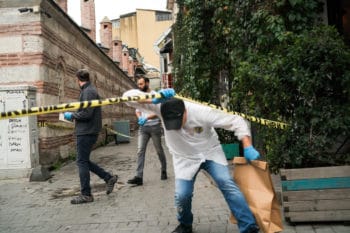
[111,9,173,71]
[0,0,137,170]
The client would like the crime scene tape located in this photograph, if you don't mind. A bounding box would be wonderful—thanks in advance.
[105,126,133,138]
[175,95,289,130]
[0,93,162,120]
[0,90,287,129]
[38,122,74,130]
[37,121,132,138]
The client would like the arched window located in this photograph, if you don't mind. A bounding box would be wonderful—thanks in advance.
[56,57,67,103]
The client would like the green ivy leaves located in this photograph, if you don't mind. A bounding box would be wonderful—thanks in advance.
[173,0,350,171]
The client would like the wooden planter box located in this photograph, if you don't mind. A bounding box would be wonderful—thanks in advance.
[280,166,350,223]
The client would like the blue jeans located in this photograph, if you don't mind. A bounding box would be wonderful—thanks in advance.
[174,160,258,233]
[136,124,167,178]
[76,134,111,196]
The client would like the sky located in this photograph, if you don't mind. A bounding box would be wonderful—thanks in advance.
[68,0,167,42]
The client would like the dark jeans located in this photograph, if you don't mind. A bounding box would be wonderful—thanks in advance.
[76,134,111,196]
[136,124,167,178]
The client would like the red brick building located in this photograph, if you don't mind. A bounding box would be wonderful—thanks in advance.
[0,0,137,166]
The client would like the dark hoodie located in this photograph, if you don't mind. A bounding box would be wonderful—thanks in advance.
[72,82,102,135]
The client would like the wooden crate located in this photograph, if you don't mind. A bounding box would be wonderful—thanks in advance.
[280,166,350,223]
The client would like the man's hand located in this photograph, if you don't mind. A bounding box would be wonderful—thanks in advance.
[243,146,260,162]
[138,117,147,126]
[63,112,73,121]
[152,88,175,104]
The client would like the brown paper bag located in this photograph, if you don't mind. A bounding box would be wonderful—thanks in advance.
[230,157,283,233]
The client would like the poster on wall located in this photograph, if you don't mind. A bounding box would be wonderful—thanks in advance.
[0,89,30,169]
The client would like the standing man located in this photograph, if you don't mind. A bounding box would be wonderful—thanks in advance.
[123,88,260,233]
[64,69,118,204]
[127,77,167,186]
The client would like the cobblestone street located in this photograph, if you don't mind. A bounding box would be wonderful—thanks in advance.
[0,136,349,233]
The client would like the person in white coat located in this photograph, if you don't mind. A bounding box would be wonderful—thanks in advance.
[123,89,260,233]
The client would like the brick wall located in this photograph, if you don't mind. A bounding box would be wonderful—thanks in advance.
[100,18,112,58]
[80,0,96,42]
[0,0,137,166]
[54,0,67,13]
[121,47,129,72]
[112,39,123,66]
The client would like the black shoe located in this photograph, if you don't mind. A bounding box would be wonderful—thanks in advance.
[106,175,118,195]
[70,194,94,204]
[247,225,260,233]
[172,223,192,233]
[127,176,143,185]
[161,171,167,180]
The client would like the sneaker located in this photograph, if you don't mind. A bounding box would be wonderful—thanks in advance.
[106,175,118,195]
[172,223,192,233]
[70,194,94,204]
[247,225,260,233]
[127,176,143,186]
[161,171,167,180]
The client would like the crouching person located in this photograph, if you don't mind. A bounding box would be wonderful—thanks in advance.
[123,88,260,233]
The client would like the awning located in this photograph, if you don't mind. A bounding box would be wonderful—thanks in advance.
[160,39,172,53]
[154,27,172,53]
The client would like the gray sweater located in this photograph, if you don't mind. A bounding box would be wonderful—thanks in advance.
[72,82,102,136]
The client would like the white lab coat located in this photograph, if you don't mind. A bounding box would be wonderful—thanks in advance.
[123,89,251,180]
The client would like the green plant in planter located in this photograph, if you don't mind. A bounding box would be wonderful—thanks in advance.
[229,25,350,223]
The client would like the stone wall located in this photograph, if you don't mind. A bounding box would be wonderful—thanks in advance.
[0,0,137,166]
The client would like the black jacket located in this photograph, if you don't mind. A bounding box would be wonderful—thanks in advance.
[72,82,102,136]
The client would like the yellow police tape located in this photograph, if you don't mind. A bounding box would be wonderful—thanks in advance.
[0,93,161,120]
[37,121,133,138]
[38,121,74,130]
[105,126,134,138]
[175,95,288,130]
[0,92,288,129]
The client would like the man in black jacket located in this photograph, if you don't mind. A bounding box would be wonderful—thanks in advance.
[64,69,118,204]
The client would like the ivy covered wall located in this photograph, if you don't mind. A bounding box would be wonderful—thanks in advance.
[173,0,350,171]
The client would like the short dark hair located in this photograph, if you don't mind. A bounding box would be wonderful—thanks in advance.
[139,76,149,83]
[76,69,90,82]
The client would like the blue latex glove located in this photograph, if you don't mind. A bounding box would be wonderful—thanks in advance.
[63,112,73,121]
[138,117,147,126]
[159,88,175,98]
[243,146,260,162]
[152,88,175,104]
